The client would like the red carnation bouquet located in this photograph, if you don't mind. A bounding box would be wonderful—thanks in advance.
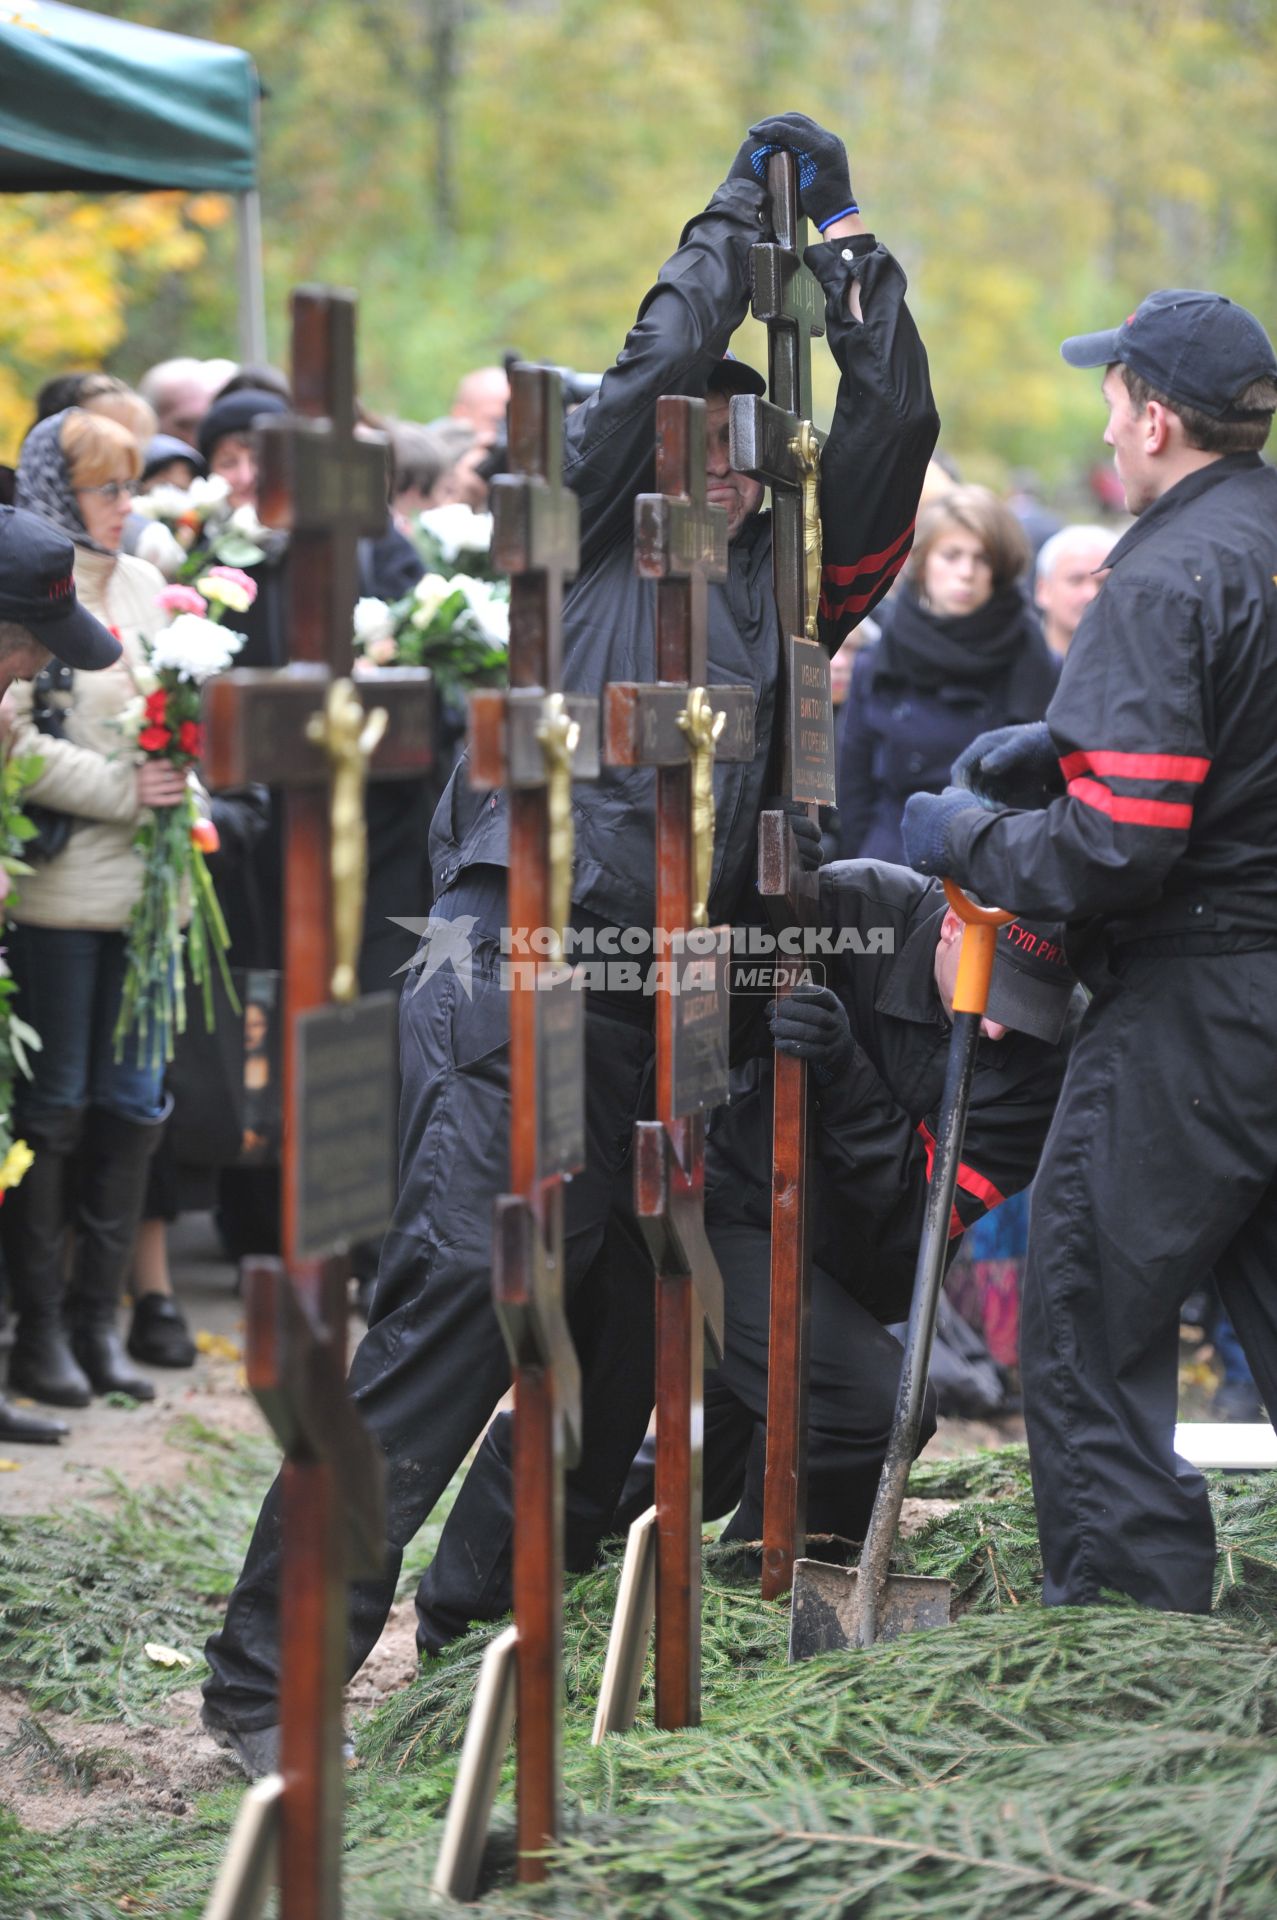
[114,570,252,1066]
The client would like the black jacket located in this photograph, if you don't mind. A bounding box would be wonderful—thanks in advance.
[707,860,1074,1322]
[947,454,1277,945]
[429,174,938,928]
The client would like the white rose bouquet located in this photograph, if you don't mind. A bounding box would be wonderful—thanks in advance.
[132,476,272,582]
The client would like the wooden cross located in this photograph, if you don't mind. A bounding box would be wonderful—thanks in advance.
[201,287,435,1920]
[729,155,838,1603]
[452,363,598,1889]
[599,395,752,1730]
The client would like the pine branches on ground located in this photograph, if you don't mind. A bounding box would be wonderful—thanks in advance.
[6,1426,1277,1919]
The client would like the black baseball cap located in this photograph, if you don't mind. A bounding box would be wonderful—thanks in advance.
[707,351,767,398]
[0,507,122,670]
[985,918,1076,1045]
[1061,290,1277,420]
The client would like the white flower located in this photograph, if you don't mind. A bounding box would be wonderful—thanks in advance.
[353,597,395,646]
[116,695,145,740]
[228,503,268,539]
[148,613,246,684]
[188,476,232,520]
[131,660,160,696]
[132,484,192,523]
[417,504,493,565]
[410,572,453,629]
[133,521,187,581]
[451,575,509,647]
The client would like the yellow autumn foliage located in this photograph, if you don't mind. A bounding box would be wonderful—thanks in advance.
[0,193,208,461]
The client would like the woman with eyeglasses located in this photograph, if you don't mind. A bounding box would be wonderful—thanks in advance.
[2,407,188,1411]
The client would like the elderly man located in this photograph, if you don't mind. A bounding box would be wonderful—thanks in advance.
[1033,522,1113,658]
[203,110,939,1772]
[905,289,1277,1614]
[137,357,236,448]
[0,506,122,1445]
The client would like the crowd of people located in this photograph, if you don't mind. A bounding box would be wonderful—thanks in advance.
[1,111,1274,1772]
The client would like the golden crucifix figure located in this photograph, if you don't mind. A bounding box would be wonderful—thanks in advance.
[678,686,726,929]
[537,692,581,963]
[307,677,388,1003]
[788,418,823,642]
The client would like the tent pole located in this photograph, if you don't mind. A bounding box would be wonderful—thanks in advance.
[236,189,267,364]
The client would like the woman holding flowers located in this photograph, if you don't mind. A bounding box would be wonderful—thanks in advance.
[3,408,191,1408]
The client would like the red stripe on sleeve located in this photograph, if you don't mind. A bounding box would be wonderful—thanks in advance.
[820,549,911,621]
[916,1122,999,1237]
[1058,749,1211,784]
[1066,776,1194,830]
[822,519,916,586]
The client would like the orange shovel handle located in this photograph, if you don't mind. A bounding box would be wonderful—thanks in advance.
[943,880,1015,1018]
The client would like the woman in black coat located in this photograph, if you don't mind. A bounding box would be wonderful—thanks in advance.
[836,485,1059,864]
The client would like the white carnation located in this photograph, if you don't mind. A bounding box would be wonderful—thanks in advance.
[149,613,246,684]
[417,504,493,565]
[410,572,453,629]
[133,520,187,580]
[228,503,268,539]
[132,484,192,523]
[353,597,395,645]
[187,475,232,519]
[452,575,509,647]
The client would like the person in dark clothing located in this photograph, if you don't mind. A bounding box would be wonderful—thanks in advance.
[837,484,1058,863]
[202,112,939,1770]
[415,861,1077,1649]
[904,287,1277,1615]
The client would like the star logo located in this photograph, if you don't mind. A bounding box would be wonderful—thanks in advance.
[388,914,479,999]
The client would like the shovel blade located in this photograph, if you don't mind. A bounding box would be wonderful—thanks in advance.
[788,1559,951,1661]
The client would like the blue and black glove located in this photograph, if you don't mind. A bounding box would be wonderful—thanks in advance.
[902,786,982,877]
[953,722,1064,812]
[743,112,858,232]
[767,983,853,1086]
[767,795,823,874]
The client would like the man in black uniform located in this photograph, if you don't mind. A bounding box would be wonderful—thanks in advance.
[903,289,1277,1614]
[415,861,1077,1649]
[202,114,938,1764]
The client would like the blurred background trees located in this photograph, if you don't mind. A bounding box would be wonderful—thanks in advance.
[3,0,1275,497]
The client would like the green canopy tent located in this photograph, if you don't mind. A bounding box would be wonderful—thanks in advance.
[0,0,266,358]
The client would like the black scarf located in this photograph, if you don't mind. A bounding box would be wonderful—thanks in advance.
[876,582,1039,693]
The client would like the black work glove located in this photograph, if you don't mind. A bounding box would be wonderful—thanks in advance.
[901,786,983,877]
[767,983,853,1086]
[952,722,1065,812]
[745,112,857,232]
[766,795,822,873]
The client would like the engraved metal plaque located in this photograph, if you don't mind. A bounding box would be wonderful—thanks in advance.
[535,962,586,1179]
[788,635,836,806]
[669,928,730,1115]
[293,992,398,1260]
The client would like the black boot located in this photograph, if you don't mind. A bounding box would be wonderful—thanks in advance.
[127,1291,196,1368]
[2,1105,91,1408]
[0,1390,68,1445]
[68,1100,171,1403]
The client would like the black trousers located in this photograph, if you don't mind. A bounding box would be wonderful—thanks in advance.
[1023,947,1277,1612]
[202,872,655,1732]
[416,1216,936,1650]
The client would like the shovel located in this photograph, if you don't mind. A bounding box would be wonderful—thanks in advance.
[789,881,1013,1659]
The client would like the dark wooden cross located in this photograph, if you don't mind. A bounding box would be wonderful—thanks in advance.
[729,155,838,1603]
[202,286,435,1920]
[465,363,598,1883]
[602,395,753,1728]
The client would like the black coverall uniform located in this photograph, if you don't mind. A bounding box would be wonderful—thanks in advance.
[202,176,937,1732]
[941,452,1277,1612]
[416,862,1072,1648]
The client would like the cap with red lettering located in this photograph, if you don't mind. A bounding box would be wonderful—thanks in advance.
[986,918,1076,1044]
[0,506,122,670]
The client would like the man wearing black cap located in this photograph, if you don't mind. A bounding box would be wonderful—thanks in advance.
[414,859,1078,1649]
[0,505,122,1445]
[204,112,939,1770]
[902,289,1277,1615]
